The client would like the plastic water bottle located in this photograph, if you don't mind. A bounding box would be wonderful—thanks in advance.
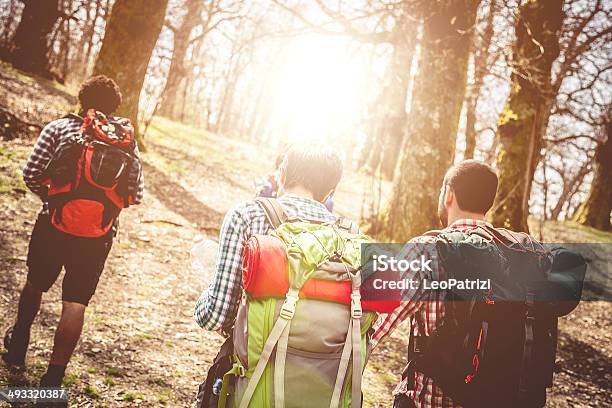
[212,378,224,396]
[190,235,219,282]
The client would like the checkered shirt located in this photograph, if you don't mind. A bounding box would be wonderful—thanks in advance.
[22,116,144,203]
[370,218,494,408]
[194,193,336,332]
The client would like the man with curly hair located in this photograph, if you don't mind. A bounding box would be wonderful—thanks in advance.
[2,76,144,392]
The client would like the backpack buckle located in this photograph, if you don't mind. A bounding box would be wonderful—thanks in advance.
[280,289,299,320]
[236,363,245,377]
[350,292,362,318]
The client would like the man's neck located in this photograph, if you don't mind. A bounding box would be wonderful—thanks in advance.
[282,185,316,201]
[447,211,486,226]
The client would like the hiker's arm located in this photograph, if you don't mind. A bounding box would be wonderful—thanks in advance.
[130,142,144,205]
[369,238,437,349]
[22,122,59,200]
[194,207,247,333]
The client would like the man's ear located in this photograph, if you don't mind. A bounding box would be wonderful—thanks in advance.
[278,166,286,186]
[445,186,455,207]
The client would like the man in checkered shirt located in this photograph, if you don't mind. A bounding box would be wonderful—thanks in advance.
[372,160,501,408]
[194,144,341,333]
[2,76,143,391]
[194,154,500,407]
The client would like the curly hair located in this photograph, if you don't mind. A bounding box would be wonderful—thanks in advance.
[78,75,122,115]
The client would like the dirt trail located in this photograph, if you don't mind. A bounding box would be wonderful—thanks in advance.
[1,65,611,408]
[0,113,393,407]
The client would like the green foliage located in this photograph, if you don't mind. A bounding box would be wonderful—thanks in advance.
[0,146,27,194]
[146,117,268,176]
[122,392,144,402]
[498,108,519,126]
[62,373,78,386]
[103,377,116,386]
[0,61,75,99]
[105,367,124,378]
[84,385,99,398]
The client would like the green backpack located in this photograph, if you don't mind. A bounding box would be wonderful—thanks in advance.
[221,198,377,408]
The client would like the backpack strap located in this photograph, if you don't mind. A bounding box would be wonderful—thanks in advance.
[255,197,288,229]
[63,112,83,121]
[422,229,443,237]
[238,287,300,408]
[336,216,359,234]
[329,270,363,408]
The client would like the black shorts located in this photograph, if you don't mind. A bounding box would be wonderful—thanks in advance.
[26,212,114,306]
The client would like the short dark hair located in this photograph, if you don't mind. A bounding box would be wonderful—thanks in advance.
[443,159,498,214]
[283,144,343,202]
[78,75,122,115]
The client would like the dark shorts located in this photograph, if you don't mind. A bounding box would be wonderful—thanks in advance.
[26,212,113,306]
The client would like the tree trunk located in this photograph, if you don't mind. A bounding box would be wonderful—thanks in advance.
[464,0,497,159]
[573,120,612,231]
[361,12,416,179]
[158,0,204,120]
[378,0,479,241]
[549,161,590,220]
[10,0,61,77]
[379,31,415,180]
[491,0,564,232]
[93,0,169,149]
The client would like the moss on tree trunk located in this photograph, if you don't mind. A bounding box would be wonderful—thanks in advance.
[377,0,479,241]
[573,119,612,231]
[491,0,564,232]
[93,0,169,149]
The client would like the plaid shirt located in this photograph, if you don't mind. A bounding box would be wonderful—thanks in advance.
[194,193,336,332]
[370,218,494,408]
[23,116,144,203]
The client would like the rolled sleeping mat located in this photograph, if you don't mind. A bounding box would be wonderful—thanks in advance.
[242,235,400,313]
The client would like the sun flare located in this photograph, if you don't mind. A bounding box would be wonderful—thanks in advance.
[268,35,370,145]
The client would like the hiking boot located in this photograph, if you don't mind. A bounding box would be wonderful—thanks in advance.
[37,374,68,408]
[2,325,28,367]
[40,372,63,388]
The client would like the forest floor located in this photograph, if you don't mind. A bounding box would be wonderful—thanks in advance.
[0,63,611,408]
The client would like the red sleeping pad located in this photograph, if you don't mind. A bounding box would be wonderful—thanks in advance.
[242,235,400,313]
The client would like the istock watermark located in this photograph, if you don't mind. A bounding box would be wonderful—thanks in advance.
[371,277,491,291]
[360,242,611,302]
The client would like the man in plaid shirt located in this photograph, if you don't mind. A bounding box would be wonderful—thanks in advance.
[371,160,501,408]
[194,145,341,333]
[2,76,143,391]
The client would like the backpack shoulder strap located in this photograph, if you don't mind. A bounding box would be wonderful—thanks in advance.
[423,229,444,237]
[63,112,83,121]
[254,197,288,229]
[336,216,359,234]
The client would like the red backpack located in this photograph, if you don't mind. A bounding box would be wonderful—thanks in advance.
[43,109,141,238]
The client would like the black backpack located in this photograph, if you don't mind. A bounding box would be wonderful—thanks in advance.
[403,226,586,408]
